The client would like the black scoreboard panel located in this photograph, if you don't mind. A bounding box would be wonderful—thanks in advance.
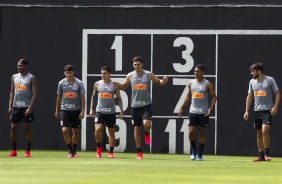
[84,30,217,153]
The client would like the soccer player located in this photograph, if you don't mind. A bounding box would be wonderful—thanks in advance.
[8,58,38,157]
[89,66,124,158]
[114,56,168,159]
[55,65,86,158]
[178,64,217,161]
[244,62,280,162]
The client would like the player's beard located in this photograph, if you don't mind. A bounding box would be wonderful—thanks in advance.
[252,74,258,79]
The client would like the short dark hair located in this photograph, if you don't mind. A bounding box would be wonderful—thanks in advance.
[250,62,263,73]
[133,56,143,63]
[195,64,205,72]
[101,66,111,73]
[19,58,28,66]
[64,65,74,71]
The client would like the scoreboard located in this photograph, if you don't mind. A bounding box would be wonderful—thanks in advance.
[82,29,217,154]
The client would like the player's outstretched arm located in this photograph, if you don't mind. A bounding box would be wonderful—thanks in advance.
[113,73,131,90]
[150,72,168,86]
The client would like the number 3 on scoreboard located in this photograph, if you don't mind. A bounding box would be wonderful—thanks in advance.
[173,37,194,73]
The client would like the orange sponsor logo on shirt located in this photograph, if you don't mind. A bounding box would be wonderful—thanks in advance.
[192,93,204,99]
[64,92,77,98]
[15,84,27,91]
[100,93,112,99]
[254,91,266,97]
[133,84,147,90]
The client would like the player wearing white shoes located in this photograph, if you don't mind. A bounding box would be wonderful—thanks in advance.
[244,62,280,162]
[114,56,168,159]
[178,64,217,161]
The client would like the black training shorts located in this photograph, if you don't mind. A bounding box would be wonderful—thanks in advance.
[131,104,152,126]
[10,107,35,123]
[254,110,272,130]
[60,110,81,128]
[95,112,116,128]
[188,113,209,127]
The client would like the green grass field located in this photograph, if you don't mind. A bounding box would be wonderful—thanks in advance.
[0,150,281,184]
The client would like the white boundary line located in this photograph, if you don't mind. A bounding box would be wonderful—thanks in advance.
[82,29,282,152]
[3,4,282,8]
[83,29,282,35]
[215,34,219,155]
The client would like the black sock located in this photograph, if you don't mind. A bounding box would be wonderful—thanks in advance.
[144,132,150,135]
[264,148,269,156]
[198,143,205,155]
[190,141,197,152]
[109,147,114,152]
[72,144,77,153]
[67,143,73,153]
[137,148,142,153]
[259,151,265,158]
[12,141,17,150]
[26,142,32,151]
[97,142,101,148]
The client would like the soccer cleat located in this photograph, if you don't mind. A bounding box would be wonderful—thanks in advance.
[190,151,196,160]
[73,152,78,158]
[137,152,143,160]
[108,152,115,158]
[144,134,151,145]
[264,155,271,161]
[68,152,74,158]
[8,150,17,157]
[24,150,30,157]
[96,147,102,158]
[252,157,265,162]
[198,155,203,161]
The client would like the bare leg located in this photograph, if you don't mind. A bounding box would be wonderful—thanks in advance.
[108,128,115,148]
[11,123,19,142]
[256,129,264,152]
[95,124,103,143]
[24,123,32,142]
[62,127,71,144]
[134,126,141,148]
[262,124,270,149]
[72,128,79,144]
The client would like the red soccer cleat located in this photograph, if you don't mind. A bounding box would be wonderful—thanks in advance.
[8,150,17,157]
[96,147,102,158]
[252,157,265,162]
[24,150,30,157]
[144,134,151,145]
[74,153,78,158]
[68,152,74,158]
[137,152,143,160]
[108,152,115,158]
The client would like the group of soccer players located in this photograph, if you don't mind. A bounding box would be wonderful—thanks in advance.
[7,57,279,162]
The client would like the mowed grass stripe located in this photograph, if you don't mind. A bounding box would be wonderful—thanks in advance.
[0,151,282,184]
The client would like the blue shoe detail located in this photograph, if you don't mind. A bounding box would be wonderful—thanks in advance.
[198,155,203,161]
[190,151,196,160]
